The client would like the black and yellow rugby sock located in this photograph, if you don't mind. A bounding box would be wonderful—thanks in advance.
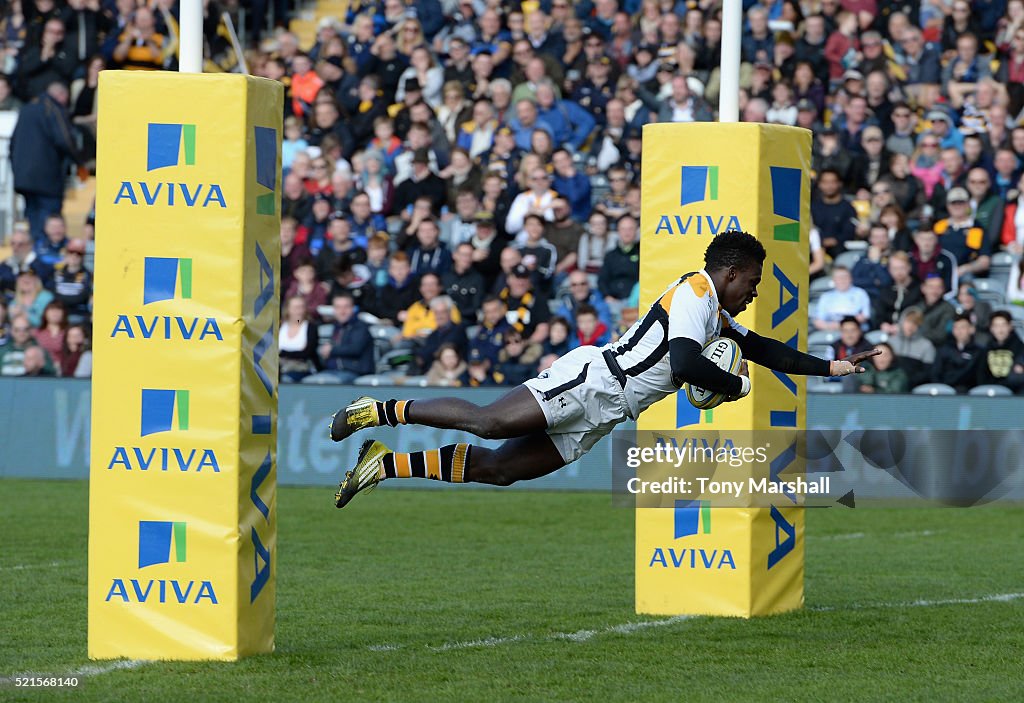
[380,444,472,483]
[374,399,413,427]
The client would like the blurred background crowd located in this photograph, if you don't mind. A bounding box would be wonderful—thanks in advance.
[2,0,1024,395]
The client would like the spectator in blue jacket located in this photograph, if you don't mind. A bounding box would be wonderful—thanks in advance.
[899,27,942,103]
[407,218,452,278]
[10,82,82,241]
[0,225,53,298]
[415,296,468,374]
[811,168,858,258]
[414,0,446,39]
[469,296,513,364]
[556,270,612,332]
[550,148,592,222]
[305,292,374,384]
[568,303,611,348]
[509,99,555,152]
[51,238,92,324]
[535,81,596,152]
[851,224,894,298]
[34,214,69,268]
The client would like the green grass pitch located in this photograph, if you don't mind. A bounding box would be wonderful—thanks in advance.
[1,478,1022,702]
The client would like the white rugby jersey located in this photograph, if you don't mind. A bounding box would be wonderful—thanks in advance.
[600,269,748,418]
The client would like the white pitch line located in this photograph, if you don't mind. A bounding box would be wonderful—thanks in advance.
[0,659,147,685]
[369,594,1023,653]
[370,616,694,653]
[809,592,1024,612]
[810,532,866,541]
[71,660,149,677]
[0,561,73,572]
[429,634,528,652]
[893,529,939,538]
[809,529,940,542]
[552,615,693,643]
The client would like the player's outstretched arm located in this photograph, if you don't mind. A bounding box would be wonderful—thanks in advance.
[669,337,749,396]
[831,349,882,374]
[721,328,880,377]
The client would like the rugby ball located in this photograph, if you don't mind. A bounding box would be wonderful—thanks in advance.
[684,337,744,410]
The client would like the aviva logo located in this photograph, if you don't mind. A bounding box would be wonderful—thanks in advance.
[105,520,218,604]
[674,499,711,538]
[107,388,219,472]
[655,165,741,236]
[113,122,226,208]
[139,520,187,568]
[675,392,714,428]
[141,388,189,436]
[147,123,196,171]
[680,165,719,206]
[770,166,801,242]
[110,257,223,341]
[254,126,277,216]
[144,256,191,305]
[648,499,735,569]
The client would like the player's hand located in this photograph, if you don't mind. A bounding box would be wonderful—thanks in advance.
[725,361,750,402]
[832,349,881,375]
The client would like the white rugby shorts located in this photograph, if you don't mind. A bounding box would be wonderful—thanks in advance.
[522,345,630,463]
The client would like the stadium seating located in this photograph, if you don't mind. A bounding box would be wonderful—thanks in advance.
[808,330,840,347]
[865,330,889,345]
[995,305,1024,321]
[377,349,414,374]
[807,379,843,393]
[808,344,834,360]
[810,277,835,296]
[354,374,401,386]
[3,0,1022,403]
[912,383,957,396]
[972,278,1006,306]
[990,252,1016,280]
[833,251,863,271]
[968,384,1013,397]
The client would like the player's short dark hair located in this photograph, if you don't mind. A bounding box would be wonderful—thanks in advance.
[575,304,597,318]
[703,231,767,272]
[482,295,505,307]
[953,313,974,325]
[840,316,860,328]
[990,310,1013,325]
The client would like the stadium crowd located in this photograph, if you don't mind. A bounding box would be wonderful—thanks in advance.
[2,0,1024,395]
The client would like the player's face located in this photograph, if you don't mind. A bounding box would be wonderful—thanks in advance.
[723,264,762,315]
